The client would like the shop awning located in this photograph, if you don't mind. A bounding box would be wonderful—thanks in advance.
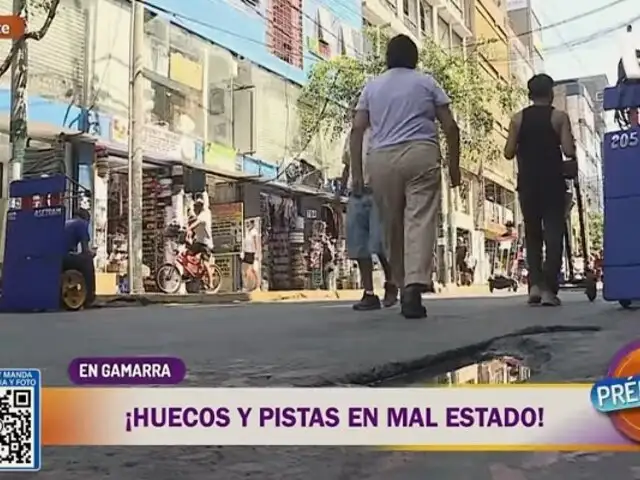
[96,141,259,182]
[260,180,343,202]
[97,140,344,202]
[0,116,95,144]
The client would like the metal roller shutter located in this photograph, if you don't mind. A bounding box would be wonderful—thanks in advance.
[0,0,87,103]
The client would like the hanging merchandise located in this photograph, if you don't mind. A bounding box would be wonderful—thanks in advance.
[259,194,272,291]
[141,169,171,291]
[266,195,293,290]
[290,214,307,289]
[308,220,327,289]
[106,173,129,280]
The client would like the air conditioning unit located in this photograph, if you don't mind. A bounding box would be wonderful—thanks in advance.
[236,59,254,87]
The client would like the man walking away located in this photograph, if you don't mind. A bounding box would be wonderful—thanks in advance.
[350,34,461,318]
[340,106,398,310]
[504,73,577,306]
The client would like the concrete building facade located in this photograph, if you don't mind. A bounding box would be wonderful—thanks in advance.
[0,0,366,182]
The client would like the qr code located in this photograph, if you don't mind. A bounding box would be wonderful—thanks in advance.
[0,389,34,468]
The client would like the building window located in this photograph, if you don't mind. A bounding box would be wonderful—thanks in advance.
[385,0,397,14]
[403,0,418,34]
[149,81,203,138]
[452,33,463,49]
[438,17,451,49]
[315,8,332,57]
[459,180,471,214]
[338,27,346,55]
[419,2,430,34]
[267,0,303,68]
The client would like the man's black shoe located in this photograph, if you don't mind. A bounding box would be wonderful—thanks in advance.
[400,284,427,318]
[353,292,381,311]
[382,282,399,307]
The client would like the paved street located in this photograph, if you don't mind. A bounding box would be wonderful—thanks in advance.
[3,291,640,479]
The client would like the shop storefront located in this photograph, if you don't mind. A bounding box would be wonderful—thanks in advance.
[77,137,254,295]
[73,132,350,295]
[252,183,350,291]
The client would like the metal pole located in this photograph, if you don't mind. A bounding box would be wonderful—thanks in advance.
[128,0,145,294]
[9,0,28,182]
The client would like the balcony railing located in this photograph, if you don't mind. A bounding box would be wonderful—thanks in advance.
[403,16,419,36]
[484,200,514,225]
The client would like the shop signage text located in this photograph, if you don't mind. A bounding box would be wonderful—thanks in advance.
[110,116,200,162]
[205,142,238,172]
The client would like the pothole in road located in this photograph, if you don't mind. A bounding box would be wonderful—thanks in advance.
[377,353,532,387]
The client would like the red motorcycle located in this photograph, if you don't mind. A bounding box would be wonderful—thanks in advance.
[155,227,222,294]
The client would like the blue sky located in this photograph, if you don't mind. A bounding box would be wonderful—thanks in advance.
[534,0,637,85]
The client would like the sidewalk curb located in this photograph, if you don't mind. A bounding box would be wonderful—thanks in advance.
[95,284,495,308]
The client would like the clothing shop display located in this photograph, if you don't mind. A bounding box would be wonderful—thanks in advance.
[262,195,297,290]
[308,220,327,289]
[290,215,307,289]
[141,171,170,291]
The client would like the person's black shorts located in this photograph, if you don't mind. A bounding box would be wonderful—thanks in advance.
[190,242,211,260]
[242,252,255,265]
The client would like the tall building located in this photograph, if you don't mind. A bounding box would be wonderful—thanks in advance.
[469,0,517,283]
[361,0,472,52]
[553,79,604,214]
[573,74,610,139]
[506,0,544,72]
[553,78,605,258]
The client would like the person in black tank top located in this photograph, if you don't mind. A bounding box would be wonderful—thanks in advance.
[504,74,577,306]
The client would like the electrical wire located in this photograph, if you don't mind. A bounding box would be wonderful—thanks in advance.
[203,0,366,57]
[270,72,342,182]
[468,0,632,49]
[138,0,633,109]
[128,0,634,180]
[86,3,127,115]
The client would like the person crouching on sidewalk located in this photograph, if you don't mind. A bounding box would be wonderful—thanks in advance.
[338,105,398,310]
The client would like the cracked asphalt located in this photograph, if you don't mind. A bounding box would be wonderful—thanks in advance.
[2,291,640,479]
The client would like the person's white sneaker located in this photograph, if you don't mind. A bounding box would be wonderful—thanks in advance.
[528,285,542,304]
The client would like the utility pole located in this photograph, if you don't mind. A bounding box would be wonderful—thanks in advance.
[9,0,29,183]
[128,0,145,294]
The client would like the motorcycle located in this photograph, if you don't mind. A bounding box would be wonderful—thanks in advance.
[155,225,222,294]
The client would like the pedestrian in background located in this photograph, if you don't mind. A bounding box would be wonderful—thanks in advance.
[504,73,577,306]
[338,102,398,310]
[350,34,461,318]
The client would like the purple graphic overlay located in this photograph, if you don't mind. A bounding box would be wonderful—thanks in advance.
[606,340,640,376]
[68,356,186,385]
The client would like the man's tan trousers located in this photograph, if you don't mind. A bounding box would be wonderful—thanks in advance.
[368,140,441,288]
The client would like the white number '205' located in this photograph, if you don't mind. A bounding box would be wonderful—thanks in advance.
[610,131,639,149]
